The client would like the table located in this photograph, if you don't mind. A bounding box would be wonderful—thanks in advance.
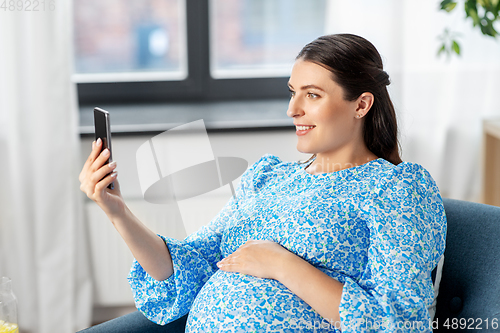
[482,118,500,206]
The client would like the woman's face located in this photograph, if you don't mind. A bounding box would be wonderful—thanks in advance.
[286,59,368,160]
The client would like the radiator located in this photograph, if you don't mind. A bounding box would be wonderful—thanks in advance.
[86,185,233,306]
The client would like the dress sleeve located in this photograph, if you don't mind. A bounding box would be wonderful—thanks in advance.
[127,154,281,325]
[339,162,447,332]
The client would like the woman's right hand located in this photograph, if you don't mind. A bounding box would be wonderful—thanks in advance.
[79,138,125,219]
[80,139,174,281]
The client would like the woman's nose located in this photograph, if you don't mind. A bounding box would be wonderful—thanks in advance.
[286,97,304,118]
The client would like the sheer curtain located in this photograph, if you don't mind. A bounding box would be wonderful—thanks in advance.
[0,2,92,333]
[325,0,500,202]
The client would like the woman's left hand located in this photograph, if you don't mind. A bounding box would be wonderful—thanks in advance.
[216,239,292,280]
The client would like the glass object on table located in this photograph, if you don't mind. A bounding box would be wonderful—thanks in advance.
[0,277,18,333]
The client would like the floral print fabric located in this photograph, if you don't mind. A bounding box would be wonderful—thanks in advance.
[128,154,446,332]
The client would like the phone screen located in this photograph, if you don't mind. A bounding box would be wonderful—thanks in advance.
[94,107,114,190]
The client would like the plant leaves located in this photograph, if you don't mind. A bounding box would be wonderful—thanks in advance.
[440,0,458,11]
[480,19,498,36]
[445,2,458,11]
[437,44,447,56]
[465,0,480,25]
[438,44,445,54]
[452,40,461,54]
[440,0,455,10]
[438,0,499,58]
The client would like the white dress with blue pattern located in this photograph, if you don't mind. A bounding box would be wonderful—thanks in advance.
[128,154,446,332]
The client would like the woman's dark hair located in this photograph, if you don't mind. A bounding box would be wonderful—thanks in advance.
[296,34,402,166]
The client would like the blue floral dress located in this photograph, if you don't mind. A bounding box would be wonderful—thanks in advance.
[128,154,446,332]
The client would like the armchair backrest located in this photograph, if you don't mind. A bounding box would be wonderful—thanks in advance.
[434,198,500,331]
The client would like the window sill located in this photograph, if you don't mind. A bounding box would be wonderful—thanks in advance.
[79,99,292,137]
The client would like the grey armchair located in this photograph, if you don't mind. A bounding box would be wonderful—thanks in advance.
[434,198,500,332]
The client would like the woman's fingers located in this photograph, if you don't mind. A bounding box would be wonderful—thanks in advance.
[84,167,117,201]
[79,140,125,219]
[89,160,117,185]
[91,137,102,157]
[216,240,288,279]
[80,138,118,200]
[217,255,241,270]
[89,147,111,174]
[95,170,118,195]
[79,138,103,182]
[87,160,117,198]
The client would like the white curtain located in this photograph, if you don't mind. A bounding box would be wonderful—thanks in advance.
[0,2,92,332]
[325,0,500,202]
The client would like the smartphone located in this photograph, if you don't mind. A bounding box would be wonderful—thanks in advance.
[94,107,114,190]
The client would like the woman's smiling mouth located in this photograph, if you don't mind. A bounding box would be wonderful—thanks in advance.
[295,125,316,135]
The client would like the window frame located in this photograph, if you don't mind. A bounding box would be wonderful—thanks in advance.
[76,0,290,105]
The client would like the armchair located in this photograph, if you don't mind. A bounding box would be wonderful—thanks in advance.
[434,198,500,331]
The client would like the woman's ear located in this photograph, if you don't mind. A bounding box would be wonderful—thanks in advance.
[356,92,374,115]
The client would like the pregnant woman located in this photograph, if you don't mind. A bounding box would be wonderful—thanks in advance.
[79,34,446,332]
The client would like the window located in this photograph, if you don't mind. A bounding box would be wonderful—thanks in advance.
[73,0,187,82]
[74,0,326,105]
[210,0,326,79]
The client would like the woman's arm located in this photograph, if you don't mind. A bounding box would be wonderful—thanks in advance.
[109,204,173,281]
[276,248,344,325]
[216,240,344,326]
[79,139,173,281]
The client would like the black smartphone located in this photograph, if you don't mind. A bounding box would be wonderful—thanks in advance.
[94,107,114,190]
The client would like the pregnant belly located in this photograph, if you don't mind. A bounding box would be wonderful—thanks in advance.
[185,270,333,332]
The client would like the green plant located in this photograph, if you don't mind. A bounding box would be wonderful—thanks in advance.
[438,0,500,57]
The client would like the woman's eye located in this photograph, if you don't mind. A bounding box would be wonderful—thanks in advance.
[307,92,319,99]
[289,90,295,98]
